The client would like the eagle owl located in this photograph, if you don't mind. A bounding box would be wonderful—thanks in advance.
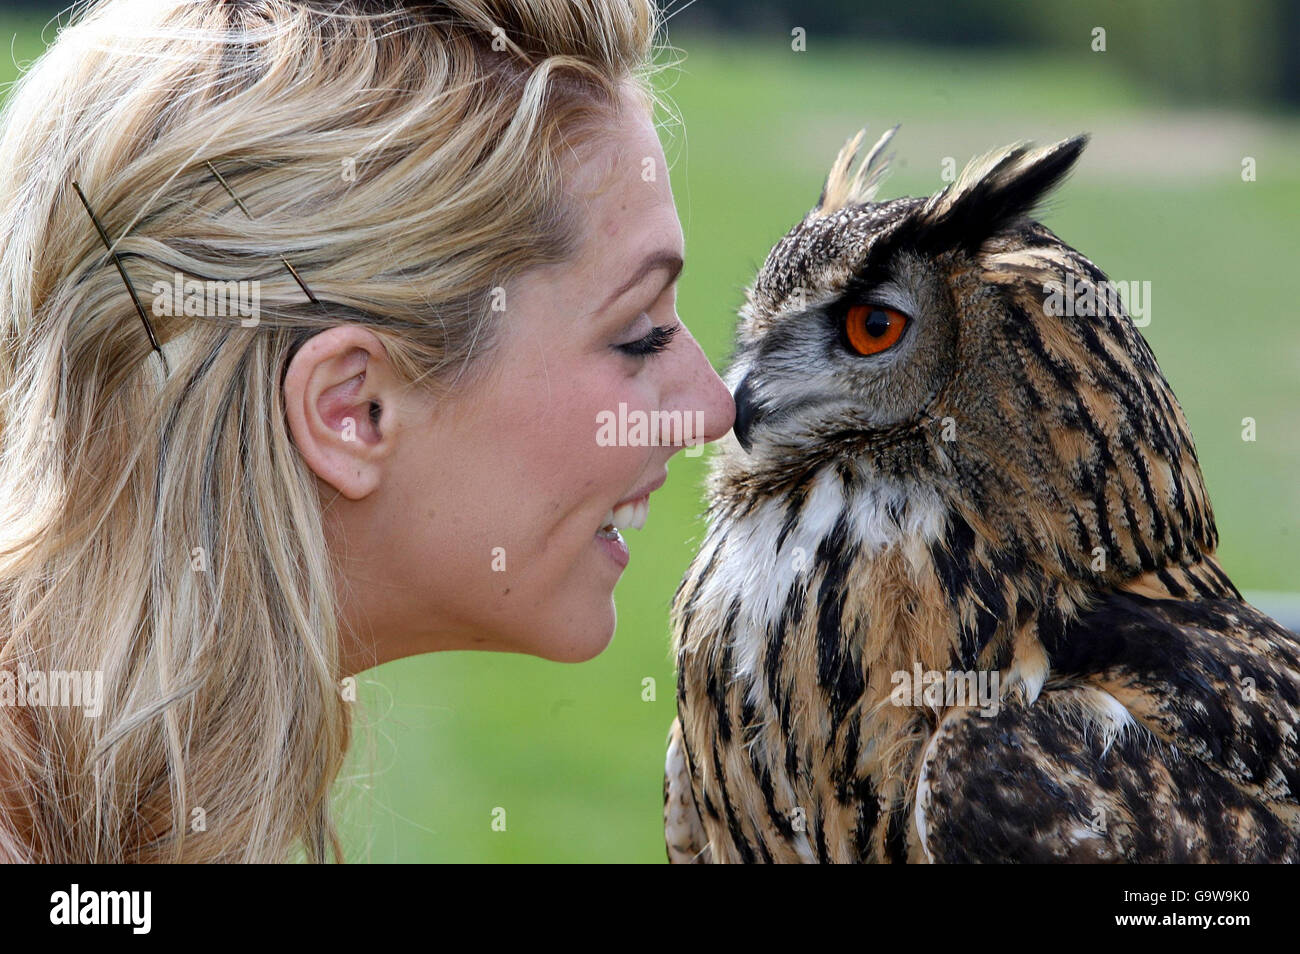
[663,128,1300,863]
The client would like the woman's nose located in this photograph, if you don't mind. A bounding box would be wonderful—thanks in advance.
[670,329,736,448]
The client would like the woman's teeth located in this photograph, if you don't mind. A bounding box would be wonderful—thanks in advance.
[600,496,649,533]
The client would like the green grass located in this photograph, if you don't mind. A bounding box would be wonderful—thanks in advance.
[3,22,1297,862]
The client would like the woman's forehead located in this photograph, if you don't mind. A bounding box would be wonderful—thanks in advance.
[576,121,680,260]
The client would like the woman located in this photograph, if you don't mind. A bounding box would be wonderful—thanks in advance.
[0,0,734,862]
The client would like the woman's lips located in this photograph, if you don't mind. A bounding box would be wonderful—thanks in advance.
[598,470,668,534]
[595,525,630,569]
[594,471,668,574]
[594,494,646,574]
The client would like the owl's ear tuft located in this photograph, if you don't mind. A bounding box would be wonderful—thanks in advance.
[914,134,1088,252]
[815,125,900,216]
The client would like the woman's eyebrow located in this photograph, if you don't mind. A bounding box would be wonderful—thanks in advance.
[598,251,684,312]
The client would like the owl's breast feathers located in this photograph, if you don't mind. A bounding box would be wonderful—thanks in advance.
[666,475,1300,863]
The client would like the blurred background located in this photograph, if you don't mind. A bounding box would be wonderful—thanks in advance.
[1,0,1296,862]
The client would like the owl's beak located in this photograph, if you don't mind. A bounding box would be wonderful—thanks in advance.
[731,373,762,453]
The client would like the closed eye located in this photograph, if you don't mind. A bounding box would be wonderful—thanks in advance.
[617,322,679,357]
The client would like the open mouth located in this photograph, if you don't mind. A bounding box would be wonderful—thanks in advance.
[596,495,649,539]
[595,471,666,555]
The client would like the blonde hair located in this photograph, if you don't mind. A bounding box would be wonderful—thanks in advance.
[0,0,662,862]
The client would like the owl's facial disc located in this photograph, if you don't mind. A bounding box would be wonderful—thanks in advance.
[731,253,954,456]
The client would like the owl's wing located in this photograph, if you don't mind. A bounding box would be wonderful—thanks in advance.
[664,717,711,863]
[915,591,1300,862]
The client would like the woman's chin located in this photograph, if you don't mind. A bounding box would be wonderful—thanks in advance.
[530,601,617,663]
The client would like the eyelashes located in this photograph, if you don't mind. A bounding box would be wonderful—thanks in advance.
[616,322,679,358]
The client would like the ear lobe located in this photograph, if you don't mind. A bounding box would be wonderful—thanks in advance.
[915,134,1089,252]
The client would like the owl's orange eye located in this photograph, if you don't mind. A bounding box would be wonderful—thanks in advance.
[844,304,908,356]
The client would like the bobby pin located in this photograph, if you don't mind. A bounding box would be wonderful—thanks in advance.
[71,163,322,380]
[71,179,171,377]
[204,160,319,305]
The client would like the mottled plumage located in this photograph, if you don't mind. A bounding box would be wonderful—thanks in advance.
[664,128,1300,863]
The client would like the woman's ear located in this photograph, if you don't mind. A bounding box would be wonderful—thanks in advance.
[283,324,403,501]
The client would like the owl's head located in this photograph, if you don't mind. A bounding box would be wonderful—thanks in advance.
[720,128,1216,585]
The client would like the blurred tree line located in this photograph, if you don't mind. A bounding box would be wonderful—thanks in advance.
[689,0,1300,109]
[4,0,1298,108]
